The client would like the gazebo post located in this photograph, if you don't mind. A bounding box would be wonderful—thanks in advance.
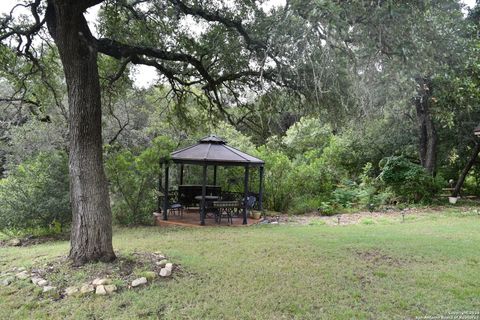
[259,165,264,213]
[243,165,250,225]
[200,164,207,226]
[163,163,169,221]
[179,164,184,185]
[157,160,162,214]
[213,165,217,186]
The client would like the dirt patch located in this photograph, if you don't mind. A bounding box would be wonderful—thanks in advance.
[353,248,405,267]
[277,205,479,226]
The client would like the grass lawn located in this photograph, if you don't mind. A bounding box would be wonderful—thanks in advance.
[1,209,480,319]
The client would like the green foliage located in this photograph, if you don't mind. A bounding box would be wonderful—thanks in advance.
[211,122,256,153]
[0,152,70,234]
[255,147,294,212]
[379,156,440,203]
[290,196,325,215]
[282,117,331,158]
[332,181,360,208]
[106,136,175,226]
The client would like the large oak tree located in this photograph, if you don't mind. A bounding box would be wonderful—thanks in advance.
[0,0,293,265]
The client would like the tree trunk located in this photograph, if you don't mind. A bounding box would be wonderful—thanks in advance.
[46,1,115,265]
[452,141,480,197]
[413,77,437,175]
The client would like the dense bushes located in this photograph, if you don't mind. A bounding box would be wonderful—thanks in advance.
[105,136,175,225]
[0,151,70,235]
[379,156,441,203]
[0,118,446,236]
[248,130,440,214]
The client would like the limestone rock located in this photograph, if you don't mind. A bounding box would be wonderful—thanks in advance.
[154,252,166,260]
[156,259,168,267]
[31,277,43,285]
[8,239,21,246]
[15,271,29,280]
[92,278,110,286]
[0,277,14,286]
[164,263,173,272]
[37,279,48,287]
[65,286,79,296]
[80,284,95,295]
[43,285,56,293]
[95,285,107,295]
[159,268,172,277]
[131,277,147,287]
[104,284,117,294]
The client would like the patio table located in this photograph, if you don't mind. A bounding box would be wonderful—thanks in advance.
[194,195,220,201]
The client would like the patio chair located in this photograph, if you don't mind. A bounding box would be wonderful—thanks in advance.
[168,203,184,218]
[234,196,256,217]
[214,201,239,225]
[246,196,256,211]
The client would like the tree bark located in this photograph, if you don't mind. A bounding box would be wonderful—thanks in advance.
[452,141,480,197]
[413,77,437,175]
[46,1,115,265]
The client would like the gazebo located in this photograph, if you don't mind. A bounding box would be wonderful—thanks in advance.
[159,135,265,225]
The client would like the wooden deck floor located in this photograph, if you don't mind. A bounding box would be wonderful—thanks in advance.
[154,209,260,227]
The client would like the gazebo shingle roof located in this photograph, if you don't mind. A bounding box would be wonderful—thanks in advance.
[171,135,264,166]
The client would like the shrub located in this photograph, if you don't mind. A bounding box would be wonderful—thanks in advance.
[378,156,440,203]
[332,180,360,208]
[106,136,175,225]
[289,196,325,215]
[0,151,70,235]
[255,147,294,212]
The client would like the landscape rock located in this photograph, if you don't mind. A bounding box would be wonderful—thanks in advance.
[80,284,95,295]
[1,277,14,286]
[15,271,29,280]
[92,278,110,286]
[8,239,21,246]
[42,285,56,293]
[159,268,172,277]
[95,285,107,295]
[31,277,41,285]
[65,286,79,296]
[37,279,48,287]
[156,259,168,267]
[154,252,166,260]
[104,284,117,294]
[131,277,147,287]
[164,263,173,272]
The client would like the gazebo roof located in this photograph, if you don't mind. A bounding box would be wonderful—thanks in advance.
[171,135,264,166]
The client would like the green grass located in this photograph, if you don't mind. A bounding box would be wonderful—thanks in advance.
[1,210,480,319]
